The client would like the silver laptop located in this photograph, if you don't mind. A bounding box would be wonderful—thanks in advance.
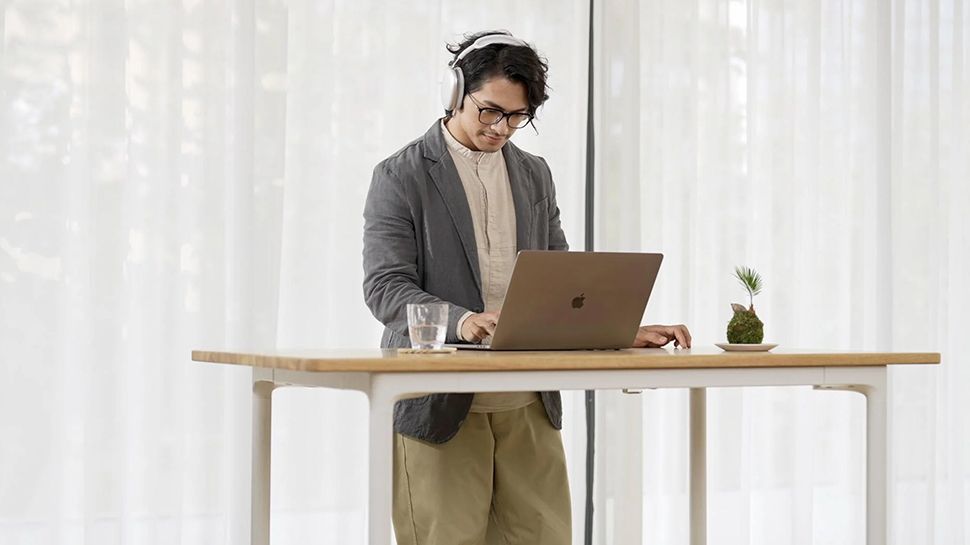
[449,250,663,350]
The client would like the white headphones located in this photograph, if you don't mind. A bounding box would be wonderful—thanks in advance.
[440,34,530,114]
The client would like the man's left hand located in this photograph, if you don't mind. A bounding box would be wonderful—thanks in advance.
[633,324,692,349]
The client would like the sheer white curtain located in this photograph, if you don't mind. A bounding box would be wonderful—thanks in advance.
[593,0,968,543]
[0,1,590,544]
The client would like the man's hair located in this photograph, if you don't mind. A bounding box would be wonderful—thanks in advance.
[447,30,550,116]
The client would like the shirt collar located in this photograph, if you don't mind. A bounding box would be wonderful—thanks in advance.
[440,119,501,163]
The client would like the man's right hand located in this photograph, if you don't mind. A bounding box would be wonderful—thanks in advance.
[461,311,501,343]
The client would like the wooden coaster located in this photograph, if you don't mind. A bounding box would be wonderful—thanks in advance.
[397,347,458,354]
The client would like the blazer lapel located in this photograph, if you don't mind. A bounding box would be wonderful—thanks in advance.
[503,142,534,251]
[423,123,483,297]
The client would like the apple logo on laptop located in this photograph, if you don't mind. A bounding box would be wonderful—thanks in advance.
[571,293,585,309]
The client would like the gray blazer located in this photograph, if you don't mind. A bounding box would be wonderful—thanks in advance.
[362,120,569,443]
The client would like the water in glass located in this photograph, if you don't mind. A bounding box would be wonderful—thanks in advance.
[408,324,446,350]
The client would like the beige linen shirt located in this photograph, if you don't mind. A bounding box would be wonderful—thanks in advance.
[441,122,538,413]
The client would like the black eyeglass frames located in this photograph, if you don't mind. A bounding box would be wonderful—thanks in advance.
[466,94,534,129]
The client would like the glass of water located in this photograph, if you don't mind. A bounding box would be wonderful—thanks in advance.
[406,303,448,350]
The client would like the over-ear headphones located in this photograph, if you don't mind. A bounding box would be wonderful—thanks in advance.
[440,33,529,114]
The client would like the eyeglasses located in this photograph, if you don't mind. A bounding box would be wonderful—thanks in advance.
[466,94,534,129]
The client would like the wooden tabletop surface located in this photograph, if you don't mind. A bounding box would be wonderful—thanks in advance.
[192,346,940,373]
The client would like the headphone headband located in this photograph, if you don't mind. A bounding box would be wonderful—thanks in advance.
[450,34,529,66]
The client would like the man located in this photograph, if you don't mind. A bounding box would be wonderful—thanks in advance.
[362,30,691,545]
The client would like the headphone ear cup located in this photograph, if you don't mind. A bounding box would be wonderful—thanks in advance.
[439,67,464,113]
[440,67,456,112]
[453,68,464,112]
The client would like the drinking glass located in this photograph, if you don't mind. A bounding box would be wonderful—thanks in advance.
[406,303,448,350]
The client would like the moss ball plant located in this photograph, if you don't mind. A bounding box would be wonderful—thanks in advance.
[727,266,765,344]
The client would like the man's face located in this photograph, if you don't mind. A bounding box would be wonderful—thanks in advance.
[452,77,530,153]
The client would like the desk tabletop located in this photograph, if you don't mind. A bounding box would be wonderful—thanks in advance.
[192,346,940,373]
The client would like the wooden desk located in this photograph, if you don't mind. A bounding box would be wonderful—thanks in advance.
[192,347,939,545]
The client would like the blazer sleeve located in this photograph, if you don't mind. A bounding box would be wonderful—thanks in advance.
[362,163,470,342]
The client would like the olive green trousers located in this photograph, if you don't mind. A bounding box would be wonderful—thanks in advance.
[392,400,572,545]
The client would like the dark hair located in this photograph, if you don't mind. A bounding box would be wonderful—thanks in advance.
[447,30,550,116]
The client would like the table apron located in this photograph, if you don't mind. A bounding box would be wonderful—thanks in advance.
[267,366,888,401]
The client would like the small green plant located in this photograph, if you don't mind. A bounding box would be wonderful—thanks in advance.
[727,266,765,344]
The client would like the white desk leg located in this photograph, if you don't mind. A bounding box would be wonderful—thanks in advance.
[817,367,889,545]
[252,379,275,545]
[368,387,395,545]
[862,369,889,545]
[689,388,707,545]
